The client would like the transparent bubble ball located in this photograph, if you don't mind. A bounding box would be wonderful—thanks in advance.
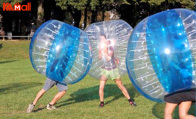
[85,20,133,79]
[126,9,196,102]
[29,20,92,84]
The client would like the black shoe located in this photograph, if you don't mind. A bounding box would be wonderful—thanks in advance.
[129,101,137,107]
[99,102,104,107]
[128,99,137,107]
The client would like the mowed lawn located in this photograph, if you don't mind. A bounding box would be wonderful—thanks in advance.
[0,40,195,119]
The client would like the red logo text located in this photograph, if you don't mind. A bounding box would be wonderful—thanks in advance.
[3,2,31,11]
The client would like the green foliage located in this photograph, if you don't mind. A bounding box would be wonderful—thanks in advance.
[147,0,165,5]
[63,11,73,24]
[55,0,88,10]
[55,0,129,27]
[0,0,23,6]
[90,0,99,10]
[141,0,195,9]
[55,0,129,11]
[179,0,195,9]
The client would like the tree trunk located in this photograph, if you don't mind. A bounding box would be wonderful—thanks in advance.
[73,10,81,28]
[68,6,81,28]
[102,7,105,21]
[84,7,88,29]
[91,10,97,23]
[2,12,12,33]
[165,0,168,10]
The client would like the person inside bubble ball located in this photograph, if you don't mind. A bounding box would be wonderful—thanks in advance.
[164,88,196,119]
[26,78,67,113]
[98,34,136,107]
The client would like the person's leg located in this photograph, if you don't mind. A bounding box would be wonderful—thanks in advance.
[49,90,66,105]
[32,89,46,105]
[114,78,136,106]
[27,78,55,113]
[27,89,46,113]
[111,68,136,106]
[179,101,195,119]
[47,83,68,110]
[34,78,56,105]
[99,75,107,107]
[114,78,130,100]
[164,102,178,119]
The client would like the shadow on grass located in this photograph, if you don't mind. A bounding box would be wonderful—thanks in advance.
[152,103,196,119]
[0,60,18,64]
[0,82,42,95]
[152,103,165,119]
[57,84,140,108]
[0,43,2,49]
[33,107,45,113]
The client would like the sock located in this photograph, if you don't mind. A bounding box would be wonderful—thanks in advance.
[49,104,53,106]
[128,99,134,102]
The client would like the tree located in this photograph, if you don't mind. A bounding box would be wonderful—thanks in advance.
[90,0,129,22]
[0,0,23,6]
[55,0,88,27]
[0,0,23,33]
[0,0,39,36]
[55,0,129,27]
[118,0,195,27]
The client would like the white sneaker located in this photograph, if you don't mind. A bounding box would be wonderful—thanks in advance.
[46,104,57,110]
[27,104,35,113]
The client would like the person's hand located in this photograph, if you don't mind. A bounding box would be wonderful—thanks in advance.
[116,58,119,64]
[98,49,105,60]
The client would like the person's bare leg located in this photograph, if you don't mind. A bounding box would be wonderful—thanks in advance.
[99,75,107,102]
[114,78,130,99]
[49,90,66,105]
[164,102,178,119]
[179,101,195,119]
[27,89,47,113]
[32,89,46,105]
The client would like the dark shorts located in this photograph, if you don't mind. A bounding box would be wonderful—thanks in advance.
[43,78,68,92]
[164,88,196,104]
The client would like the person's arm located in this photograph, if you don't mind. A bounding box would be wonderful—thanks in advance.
[98,44,104,60]
[115,57,119,64]
[98,41,107,60]
[104,46,113,61]
[98,49,103,60]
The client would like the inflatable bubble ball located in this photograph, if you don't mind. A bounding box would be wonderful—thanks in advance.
[29,20,92,84]
[126,9,196,102]
[85,20,133,79]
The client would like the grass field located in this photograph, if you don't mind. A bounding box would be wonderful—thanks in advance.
[0,40,195,119]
